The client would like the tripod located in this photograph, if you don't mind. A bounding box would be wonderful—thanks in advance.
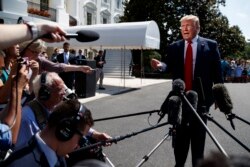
[135,127,176,167]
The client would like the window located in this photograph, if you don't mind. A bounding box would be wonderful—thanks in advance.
[87,12,92,25]
[40,0,49,11]
[116,0,121,9]
[103,18,107,24]
[103,0,108,3]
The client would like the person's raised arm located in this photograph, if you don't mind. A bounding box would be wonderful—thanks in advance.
[63,64,94,74]
[0,65,28,144]
[0,23,66,50]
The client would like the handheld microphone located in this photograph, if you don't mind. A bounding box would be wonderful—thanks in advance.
[42,30,100,42]
[212,83,235,130]
[167,96,182,125]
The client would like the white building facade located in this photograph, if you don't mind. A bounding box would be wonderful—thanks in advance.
[0,0,124,26]
[0,0,132,78]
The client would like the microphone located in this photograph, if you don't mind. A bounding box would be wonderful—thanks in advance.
[172,79,185,94]
[42,30,100,42]
[185,90,198,110]
[158,79,185,123]
[63,85,78,100]
[167,96,182,125]
[212,83,235,130]
[181,90,198,123]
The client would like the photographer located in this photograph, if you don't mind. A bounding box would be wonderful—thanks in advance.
[0,45,38,107]
[0,65,28,153]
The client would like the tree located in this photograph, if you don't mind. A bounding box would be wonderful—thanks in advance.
[121,0,246,61]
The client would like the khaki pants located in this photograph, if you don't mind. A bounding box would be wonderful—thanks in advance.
[96,68,104,87]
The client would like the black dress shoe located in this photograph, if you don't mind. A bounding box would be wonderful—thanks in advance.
[99,87,106,90]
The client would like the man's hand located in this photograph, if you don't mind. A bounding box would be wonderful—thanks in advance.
[80,65,94,74]
[37,23,67,43]
[29,60,39,76]
[12,65,29,90]
[92,131,112,147]
[151,58,162,71]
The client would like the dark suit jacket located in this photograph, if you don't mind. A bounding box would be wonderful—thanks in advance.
[56,52,76,64]
[166,36,223,108]
[56,52,76,89]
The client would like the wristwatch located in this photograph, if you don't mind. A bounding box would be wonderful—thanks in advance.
[25,21,39,40]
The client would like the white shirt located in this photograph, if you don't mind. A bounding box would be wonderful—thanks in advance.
[63,52,69,64]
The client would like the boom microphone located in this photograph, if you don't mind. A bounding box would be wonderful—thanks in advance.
[42,30,100,42]
[167,96,182,125]
[212,83,235,130]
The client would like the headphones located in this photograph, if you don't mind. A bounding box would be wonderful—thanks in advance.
[38,72,51,100]
[55,103,87,141]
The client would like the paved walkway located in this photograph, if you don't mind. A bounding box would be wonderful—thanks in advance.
[78,77,170,103]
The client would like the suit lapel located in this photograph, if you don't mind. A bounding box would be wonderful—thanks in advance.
[179,40,185,78]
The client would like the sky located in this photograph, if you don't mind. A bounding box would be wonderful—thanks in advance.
[219,0,250,41]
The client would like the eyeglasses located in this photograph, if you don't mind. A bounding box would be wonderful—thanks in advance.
[180,25,194,30]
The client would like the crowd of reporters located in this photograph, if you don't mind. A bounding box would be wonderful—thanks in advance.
[0,22,110,167]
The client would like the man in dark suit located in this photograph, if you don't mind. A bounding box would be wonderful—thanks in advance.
[151,15,223,167]
[57,42,76,89]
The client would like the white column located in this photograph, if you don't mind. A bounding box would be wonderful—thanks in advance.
[96,0,101,24]
[50,0,69,26]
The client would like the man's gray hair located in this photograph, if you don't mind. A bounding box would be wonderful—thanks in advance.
[32,72,63,98]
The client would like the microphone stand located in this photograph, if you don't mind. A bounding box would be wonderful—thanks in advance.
[72,122,169,154]
[204,113,250,153]
[135,127,175,167]
[180,93,229,157]
[94,110,159,122]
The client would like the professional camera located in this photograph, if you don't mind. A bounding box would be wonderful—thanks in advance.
[17,57,29,66]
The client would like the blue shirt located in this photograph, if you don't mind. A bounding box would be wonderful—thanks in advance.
[0,123,12,150]
[7,133,61,167]
[15,102,50,148]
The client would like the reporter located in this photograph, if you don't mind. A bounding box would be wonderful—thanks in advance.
[0,23,66,50]
[0,65,29,151]
[19,39,93,75]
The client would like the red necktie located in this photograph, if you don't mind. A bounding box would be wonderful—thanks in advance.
[184,41,193,91]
